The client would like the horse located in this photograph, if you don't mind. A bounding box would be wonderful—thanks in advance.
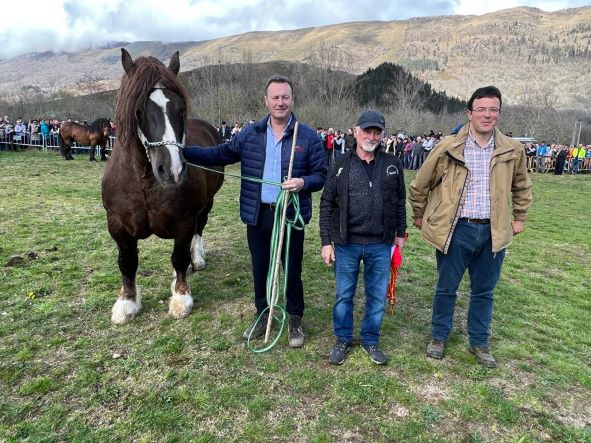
[102,48,224,325]
[59,118,111,161]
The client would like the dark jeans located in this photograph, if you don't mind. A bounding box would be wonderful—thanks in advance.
[247,205,305,317]
[431,220,505,347]
[333,242,391,346]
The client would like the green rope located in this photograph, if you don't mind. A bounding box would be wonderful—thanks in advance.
[186,161,303,353]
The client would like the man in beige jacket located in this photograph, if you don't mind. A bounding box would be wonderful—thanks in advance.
[409,86,532,368]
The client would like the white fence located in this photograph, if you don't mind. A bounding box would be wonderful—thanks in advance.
[0,130,116,156]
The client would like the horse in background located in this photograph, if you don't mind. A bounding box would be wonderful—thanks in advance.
[59,118,111,161]
[102,48,224,325]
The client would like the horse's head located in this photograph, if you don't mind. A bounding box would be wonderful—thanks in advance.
[118,48,189,186]
[101,119,112,138]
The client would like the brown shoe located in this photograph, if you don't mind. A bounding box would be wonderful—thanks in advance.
[469,345,497,368]
[426,339,446,359]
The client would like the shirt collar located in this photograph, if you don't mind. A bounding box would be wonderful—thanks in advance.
[467,130,494,149]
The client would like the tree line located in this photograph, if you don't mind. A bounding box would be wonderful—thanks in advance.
[1,61,589,144]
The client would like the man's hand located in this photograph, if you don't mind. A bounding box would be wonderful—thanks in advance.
[413,217,423,230]
[282,177,305,192]
[512,220,525,235]
[394,236,406,250]
[321,244,335,266]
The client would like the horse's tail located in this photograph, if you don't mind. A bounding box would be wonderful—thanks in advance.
[57,131,64,146]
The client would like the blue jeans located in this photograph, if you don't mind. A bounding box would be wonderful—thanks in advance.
[333,242,392,346]
[431,220,505,347]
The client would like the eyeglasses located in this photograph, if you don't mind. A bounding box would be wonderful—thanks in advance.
[470,107,501,114]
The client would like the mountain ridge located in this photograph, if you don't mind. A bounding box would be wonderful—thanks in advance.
[1,5,590,109]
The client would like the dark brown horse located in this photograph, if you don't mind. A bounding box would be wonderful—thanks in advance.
[59,118,111,161]
[102,49,224,325]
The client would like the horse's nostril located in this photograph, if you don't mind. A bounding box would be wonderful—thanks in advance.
[158,165,165,175]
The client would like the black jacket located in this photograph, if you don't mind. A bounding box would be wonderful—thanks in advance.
[319,148,407,245]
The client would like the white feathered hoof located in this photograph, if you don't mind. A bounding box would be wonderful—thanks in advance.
[190,234,206,272]
[111,285,142,325]
[169,278,194,319]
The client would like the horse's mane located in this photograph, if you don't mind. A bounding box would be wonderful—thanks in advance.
[88,117,109,132]
[115,56,190,151]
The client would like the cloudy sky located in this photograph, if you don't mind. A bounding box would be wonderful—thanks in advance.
[2,0,589,59]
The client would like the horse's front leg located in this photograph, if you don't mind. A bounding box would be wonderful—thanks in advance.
[89,143,97,161]
[169,236,194,319]
[111,236,141,325]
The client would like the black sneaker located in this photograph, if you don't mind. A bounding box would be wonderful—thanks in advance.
[426,339,446,359]
[242,313,269,340]
[328,339,351,365]
[361,344,388,365]
[288,315,305,348]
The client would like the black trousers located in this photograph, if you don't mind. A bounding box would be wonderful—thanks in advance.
[247,205,305,316]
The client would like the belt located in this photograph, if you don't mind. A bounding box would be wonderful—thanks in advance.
[460,217,490,224]
[262,203,276,211]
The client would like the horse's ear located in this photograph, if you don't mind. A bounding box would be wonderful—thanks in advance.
[121,48,134,75]
[169,51,180,76]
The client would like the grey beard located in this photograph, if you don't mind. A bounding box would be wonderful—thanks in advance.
[361,143,378,153]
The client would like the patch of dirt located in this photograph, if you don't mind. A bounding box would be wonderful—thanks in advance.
[5,255,26,267]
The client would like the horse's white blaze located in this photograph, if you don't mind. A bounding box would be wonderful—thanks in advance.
[190,234,206,271]
[111,284,141,325]
[149,88,184,183]
[169,277,194,319]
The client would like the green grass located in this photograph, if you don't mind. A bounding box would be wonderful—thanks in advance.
[1,150,590,442]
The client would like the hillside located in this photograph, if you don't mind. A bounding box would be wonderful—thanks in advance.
[1,6,590,109]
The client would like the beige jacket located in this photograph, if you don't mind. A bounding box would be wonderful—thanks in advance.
[409,124,533,253]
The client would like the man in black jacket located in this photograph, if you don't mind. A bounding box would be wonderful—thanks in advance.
[319,110,407,365]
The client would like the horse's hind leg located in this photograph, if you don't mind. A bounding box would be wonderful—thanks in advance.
[111,237,141,325]
[189,202,213,272]
[169,237,194,319]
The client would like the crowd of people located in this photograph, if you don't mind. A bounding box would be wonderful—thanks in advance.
[525,141,591,175]
[0,115,117,151]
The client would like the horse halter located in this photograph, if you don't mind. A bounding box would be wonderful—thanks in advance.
[137,126,186,162]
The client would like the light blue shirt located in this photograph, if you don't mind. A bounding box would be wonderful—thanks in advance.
[261,116,291,203]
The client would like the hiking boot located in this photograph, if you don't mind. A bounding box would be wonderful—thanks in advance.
[242,313,269,340]
[469,345,497,368]
[288,315,305,348]
[361,344,388,365]
[329,339,351,365]
[426,339,446,359]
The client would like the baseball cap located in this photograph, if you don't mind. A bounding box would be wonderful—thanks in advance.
[356,110,386,130]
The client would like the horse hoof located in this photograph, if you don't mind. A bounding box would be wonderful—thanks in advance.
[169,293,194,319]
[111,299,141,325]
[111,286,141,325]
[89,157,96,161]
[189,261,206,273]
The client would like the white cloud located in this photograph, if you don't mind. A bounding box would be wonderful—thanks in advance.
[0,0,587,59]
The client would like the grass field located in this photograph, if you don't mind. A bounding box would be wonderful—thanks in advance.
[1,150,590,442]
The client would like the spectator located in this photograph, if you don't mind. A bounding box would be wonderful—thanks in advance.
[325,128,335,166]
[218,121,231,142]
[536,141,549,173]
[14,118,27,149]
[554,145,568,175]
[571,144,586,175]
[411,136,423,170]
[333,130,346,158]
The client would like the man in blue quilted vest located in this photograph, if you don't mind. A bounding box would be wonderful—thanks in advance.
[184,75,326,348]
